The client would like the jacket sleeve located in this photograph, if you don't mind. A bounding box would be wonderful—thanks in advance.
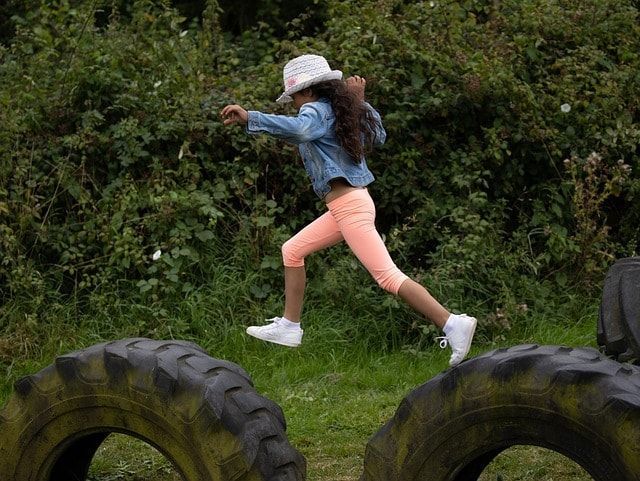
[245,103,329,144]
[363,102,387,146]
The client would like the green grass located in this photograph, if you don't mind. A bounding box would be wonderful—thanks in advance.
[0,279,601,480]
[478,445,591,481]
[88,435,182,481]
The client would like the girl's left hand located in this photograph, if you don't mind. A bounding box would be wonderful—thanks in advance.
[220,105,248,126]
[346,76,366,102]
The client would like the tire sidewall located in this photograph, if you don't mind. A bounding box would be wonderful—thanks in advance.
[7,391,244,481]
[410,406,625,480]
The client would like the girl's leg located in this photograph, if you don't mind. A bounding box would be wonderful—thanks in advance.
[283,266,306,322]
[328,190,449,326]
[328,190,476,366]
[246,212,343,347]
[397,279,449,328]
[280,211,344,322]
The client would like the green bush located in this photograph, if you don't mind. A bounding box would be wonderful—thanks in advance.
[1,0,638,341]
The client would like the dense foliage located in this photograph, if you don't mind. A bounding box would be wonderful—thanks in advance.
[1,0,638,337]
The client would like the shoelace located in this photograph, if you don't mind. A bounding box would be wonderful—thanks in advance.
[435,313,471,350]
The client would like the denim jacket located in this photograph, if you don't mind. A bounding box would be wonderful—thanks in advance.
[246,98,386,198]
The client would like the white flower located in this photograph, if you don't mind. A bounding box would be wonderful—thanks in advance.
[180,30,188,38]
[154,80,162,88]
[152,249,162,261]
[560,103,571,113]
[429,1,436,6]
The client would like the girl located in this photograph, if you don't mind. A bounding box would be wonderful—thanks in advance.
[221,54,476,366]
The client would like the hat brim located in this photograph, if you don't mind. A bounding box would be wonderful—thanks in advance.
[276,70,343,104]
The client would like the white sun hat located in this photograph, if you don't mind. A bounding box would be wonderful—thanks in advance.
[276,54,343,104]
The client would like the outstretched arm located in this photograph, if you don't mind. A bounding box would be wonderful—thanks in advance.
[222,102,328,144]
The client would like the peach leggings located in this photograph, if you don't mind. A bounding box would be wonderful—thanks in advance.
[281,189,409,295]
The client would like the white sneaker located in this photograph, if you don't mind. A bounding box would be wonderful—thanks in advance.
[437,313,477,367]
[246,317,303,347]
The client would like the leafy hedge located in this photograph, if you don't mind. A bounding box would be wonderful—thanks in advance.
[1,0,638,321]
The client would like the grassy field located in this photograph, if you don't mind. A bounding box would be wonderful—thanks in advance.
[1,296,599,481]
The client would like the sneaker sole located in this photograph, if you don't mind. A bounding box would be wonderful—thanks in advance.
[246,329,301,348]
[450,318,477,367]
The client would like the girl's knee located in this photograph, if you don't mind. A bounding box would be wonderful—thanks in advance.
[374,271,409,295]
[282,239,305,268]
[376,278,398,295]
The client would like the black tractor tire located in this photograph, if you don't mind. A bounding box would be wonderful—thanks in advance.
[0,338,306,481]
[361,344,640,481]
[598,256,640,363]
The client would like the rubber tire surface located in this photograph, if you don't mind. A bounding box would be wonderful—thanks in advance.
[361,345,640,481]
[598,256,640,363]
[0,338,306,481]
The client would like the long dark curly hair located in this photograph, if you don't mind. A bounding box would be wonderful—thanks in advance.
[309,80,381,163]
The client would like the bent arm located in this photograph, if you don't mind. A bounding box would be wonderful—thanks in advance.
[364,102,387,146]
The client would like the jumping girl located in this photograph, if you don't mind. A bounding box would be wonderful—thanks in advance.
[221,54,476,366]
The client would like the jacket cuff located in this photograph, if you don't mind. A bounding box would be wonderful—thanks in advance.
[246,111,261,134]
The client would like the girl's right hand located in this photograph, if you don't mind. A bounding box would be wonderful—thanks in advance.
[220,104,248,126]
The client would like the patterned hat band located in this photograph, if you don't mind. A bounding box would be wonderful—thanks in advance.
[276,54,343,104]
